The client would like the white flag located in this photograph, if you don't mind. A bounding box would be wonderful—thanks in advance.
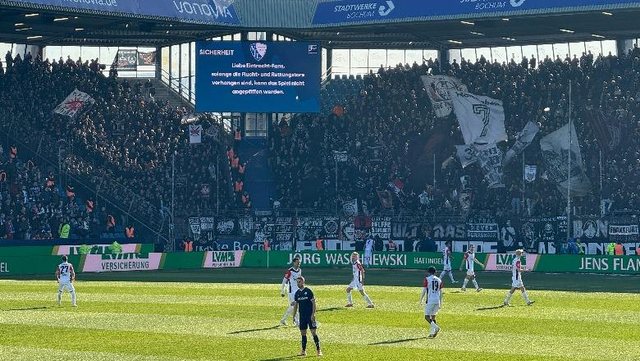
[540,123,591,197]
[189,124,202,144]
[474,143,505,188]
[524,165,537,183]
[342,199,358,217]
[451,91,508,145]
[455,144,477,168]
[504,121,540,165]
[420,75,467,118]
[54,89,95,118]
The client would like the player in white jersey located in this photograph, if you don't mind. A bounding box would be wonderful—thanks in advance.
[503,249,534,306]
[345,252,374,308]
[55,255,77,307]
[420,267,443,338]
[460,245,484,292]
[439,241,457,283]
[280,257,302,325]
[363,236,374,267]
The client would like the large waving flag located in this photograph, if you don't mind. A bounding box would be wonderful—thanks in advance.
[54,89,95,118]
[451,91,507,145]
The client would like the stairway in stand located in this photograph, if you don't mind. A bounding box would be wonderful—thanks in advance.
[236,137,276,211]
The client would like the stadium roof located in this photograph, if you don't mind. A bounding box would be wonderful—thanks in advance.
[0,0,639,48]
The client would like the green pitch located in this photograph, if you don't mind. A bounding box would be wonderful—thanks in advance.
[0,269,639,361]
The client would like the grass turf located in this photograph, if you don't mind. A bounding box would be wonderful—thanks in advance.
[0,268,638,360]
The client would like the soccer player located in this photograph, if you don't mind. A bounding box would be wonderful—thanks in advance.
[345,252,374,308]
[503,249,534,306]
[460,245,484,292]
[280,256,302,326]
[363,235,374,267]
[420,266,443,338]
[292,276,322,357]
[55,255,77,307]
[439,241,457,283]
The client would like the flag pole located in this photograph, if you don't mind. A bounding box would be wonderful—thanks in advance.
[599,149,603,216]
[567,81,572,241]
[521,152,525,215]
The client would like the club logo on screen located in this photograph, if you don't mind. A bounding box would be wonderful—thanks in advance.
[250,42,268,61]
[308,44,318,55]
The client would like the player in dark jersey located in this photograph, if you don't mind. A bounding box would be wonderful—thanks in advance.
[292,276,322,357]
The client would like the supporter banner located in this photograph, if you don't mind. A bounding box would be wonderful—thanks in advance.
[573,216,608,243]
[451,91,507,145]
[200,238,291,251]
[137,51,156,65]
[608,223,639,243]
[342,199,358,217]
[484,253,539,271]
[520,216,568,251]
[371,216,392,240]
[202,250,244,268]
[420,75,467,118]
[540,122,592,197]
[467,218,499,241]
[82,253,165,273]
[429,220,466,240]
[455,144,477,168]
[53,89,95,118]
[296,216,340,241]
[188,216,215,242]
[536,255,640,274]
[504,121,540,165]
[474,142,505,188]
[312,0,640,25]
[115,49,137,70]
[9,0,240,25]
[391,219,423,241]
[53,243,149,255]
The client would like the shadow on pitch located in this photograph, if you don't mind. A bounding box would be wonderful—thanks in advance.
[2,306,49,311]
[259,356,299,361]
[227,325,280,335]
[318,307,342,312]
[476,305,506,311]
[369,336,428,345]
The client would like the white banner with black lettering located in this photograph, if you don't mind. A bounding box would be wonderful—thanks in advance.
[524,165,537,183]
[504,121,540,165]
[474,143,505,188]
[451,91,508,145]
[540,123,591,197]
[54,89,95,118]
[455,144,477,168]
[189,124,202,144]
[420,75,467,118]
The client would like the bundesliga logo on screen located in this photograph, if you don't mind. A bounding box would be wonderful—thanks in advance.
[250,42,267,61]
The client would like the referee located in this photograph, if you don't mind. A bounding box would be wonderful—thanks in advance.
[292,276,322,357]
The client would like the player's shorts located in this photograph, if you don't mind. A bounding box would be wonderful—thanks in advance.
[348,279,364,290]
[424,302,441,316]
[58,280,75,293]
[466,270,475,277]
[298,317,317,330]
[511,278,524,288]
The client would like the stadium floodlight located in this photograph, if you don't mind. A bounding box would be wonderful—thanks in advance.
[560,29,575,33]
[15,27,32,32]
[25,13,39,17]
[54,17,69,22]
[27,35,42,39]
[470,31,485,36]
[14,23,25,26]
[75,28,84,31]
[501,18,510,21]
[460,21,475,26]
[502,37,516,41]
[448,40,462,44]
[592,34,605,39]
[543,107,551,112]
[602,11,613,16]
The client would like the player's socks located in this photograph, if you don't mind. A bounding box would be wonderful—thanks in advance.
[522,290,531,303]
[301,335,307,351]
[363,293,373,306]
[346,292,353,305]
[313,334,320,351]
[448,272,456,283]
[462,278,469,289]
[57,291,62,305]
[71,291,77,307]
[472,279,479,290]
[504,291,513,304]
